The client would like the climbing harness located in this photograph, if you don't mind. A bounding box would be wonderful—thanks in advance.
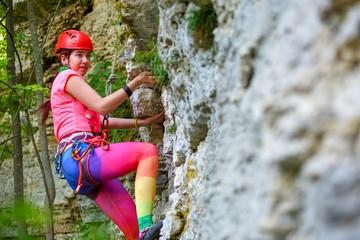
[54,131,102,179]
[70,128,110,193]
[54,121,111,193]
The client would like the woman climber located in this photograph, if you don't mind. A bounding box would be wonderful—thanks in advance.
[40,30,164,240]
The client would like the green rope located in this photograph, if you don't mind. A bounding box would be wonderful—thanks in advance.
[106,48,118,96]
[0,0,63,162]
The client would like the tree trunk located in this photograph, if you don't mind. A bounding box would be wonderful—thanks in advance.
[27,0,56,239]
[6,0,28,237]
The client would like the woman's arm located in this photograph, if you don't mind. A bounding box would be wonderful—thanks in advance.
[65,71,156,116]
[103,111,165,129]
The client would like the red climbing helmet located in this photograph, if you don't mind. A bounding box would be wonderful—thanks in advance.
[55,30,93,54]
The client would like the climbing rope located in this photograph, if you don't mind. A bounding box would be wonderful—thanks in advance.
[106,48,118,96]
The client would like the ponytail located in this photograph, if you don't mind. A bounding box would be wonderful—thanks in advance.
[38,100,51,126]
[38,50,68,126]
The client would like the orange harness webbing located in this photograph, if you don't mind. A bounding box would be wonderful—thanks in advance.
[71,129,110,193]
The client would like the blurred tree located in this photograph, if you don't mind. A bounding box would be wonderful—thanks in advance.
[27,0,55,239]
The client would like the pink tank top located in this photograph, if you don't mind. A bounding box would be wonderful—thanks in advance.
[51,69,101,143]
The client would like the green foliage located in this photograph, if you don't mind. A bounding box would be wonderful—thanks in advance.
[186,8,218,49]
[0,22,7,83]
[0,200,46,239]
[87,53,113,96]
[133,39,168,89]
[1,83,49,111]
[150,48,168,89]
[14,33,33,59]
[13,83,49,96]
[75,222,110,240]
[167,123,177,134]
[0,3,5,18]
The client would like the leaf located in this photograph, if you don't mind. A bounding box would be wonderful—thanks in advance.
[103,68,111,77]
[94,63,102,74]
[92,52,97,62]
[103,61,112,67]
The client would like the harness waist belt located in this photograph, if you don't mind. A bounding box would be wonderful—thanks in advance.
[59,132,100,145]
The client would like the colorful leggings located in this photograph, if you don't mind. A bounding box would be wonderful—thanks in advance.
[61,141,159,240]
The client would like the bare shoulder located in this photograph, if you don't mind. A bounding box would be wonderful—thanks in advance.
[66,75,88,89]
[68,74,85,82]
[65,74,99,103]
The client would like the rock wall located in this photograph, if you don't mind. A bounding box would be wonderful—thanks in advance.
[158,0,360,239]
[2,0,360,239]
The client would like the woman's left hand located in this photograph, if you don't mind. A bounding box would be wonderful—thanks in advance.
[133,71,157,86]
[139,111,165,126]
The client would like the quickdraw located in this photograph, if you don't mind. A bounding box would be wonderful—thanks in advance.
[71,115,110,194]
[54,148,66,179]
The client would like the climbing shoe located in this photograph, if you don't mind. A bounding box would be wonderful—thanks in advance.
[139,221,163,240]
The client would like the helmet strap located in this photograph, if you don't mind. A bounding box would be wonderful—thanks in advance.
[61,62,71,69]
[60,49,71,69]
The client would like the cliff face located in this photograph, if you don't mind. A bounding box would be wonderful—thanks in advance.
[158,0,360,239]
[2,0,360,239]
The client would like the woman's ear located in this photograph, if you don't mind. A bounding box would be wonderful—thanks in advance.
[60,54,68,66]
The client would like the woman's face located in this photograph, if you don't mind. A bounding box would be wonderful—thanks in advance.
[61,50,91,76]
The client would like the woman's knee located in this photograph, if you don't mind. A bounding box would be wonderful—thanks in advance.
[140,142,159,158]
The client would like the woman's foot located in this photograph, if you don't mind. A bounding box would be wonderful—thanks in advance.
[139,221,163,240]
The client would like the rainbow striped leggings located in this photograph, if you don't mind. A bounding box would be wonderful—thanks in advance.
[61,141,159,240]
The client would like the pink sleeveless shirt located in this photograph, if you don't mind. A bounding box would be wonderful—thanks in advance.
[51,69,101,143]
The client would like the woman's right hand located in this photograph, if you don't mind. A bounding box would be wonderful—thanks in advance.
[138,111,165,126]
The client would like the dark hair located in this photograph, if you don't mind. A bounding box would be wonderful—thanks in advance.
[38,100,51,126]
[59,49,70,56]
